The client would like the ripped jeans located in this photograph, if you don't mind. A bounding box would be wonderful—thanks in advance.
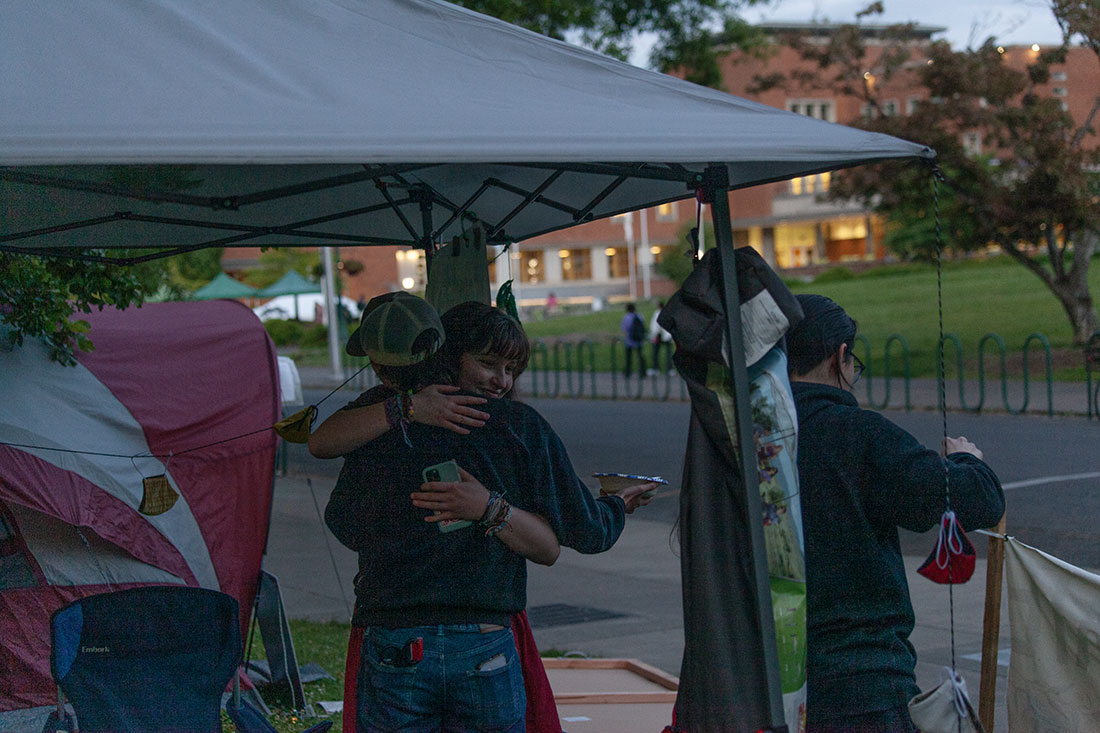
[357,624,526,733]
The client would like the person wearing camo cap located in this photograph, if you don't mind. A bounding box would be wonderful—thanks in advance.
[316,292,655,732]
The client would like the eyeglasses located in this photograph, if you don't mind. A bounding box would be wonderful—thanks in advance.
[850,352,866,385]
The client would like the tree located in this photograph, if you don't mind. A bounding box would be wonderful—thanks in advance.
[769,2,1100,343]
[452,0,767,86]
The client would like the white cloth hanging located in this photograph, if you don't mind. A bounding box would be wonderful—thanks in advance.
[1005,537,1100,731]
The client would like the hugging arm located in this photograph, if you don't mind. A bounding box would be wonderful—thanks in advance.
[308,385,490,458]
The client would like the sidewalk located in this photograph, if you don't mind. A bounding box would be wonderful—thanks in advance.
[296,363,1093,417]
[265,473,1012,731]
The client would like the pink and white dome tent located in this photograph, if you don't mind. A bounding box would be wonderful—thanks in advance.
[0,300,280,716]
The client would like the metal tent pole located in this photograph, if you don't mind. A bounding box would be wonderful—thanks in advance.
[707,163,787,731]
[321,246,342,382]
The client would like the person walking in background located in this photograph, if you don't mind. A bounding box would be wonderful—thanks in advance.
[786,293,1004,732]
[620,302,647,379]
[647,300,673,375]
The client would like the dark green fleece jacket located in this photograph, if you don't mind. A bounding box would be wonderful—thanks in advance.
[792,382,1004,722]
[325,387,625,628]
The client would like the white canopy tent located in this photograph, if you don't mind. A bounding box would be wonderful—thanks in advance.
[2,1,936,730]
[0,0,932,257]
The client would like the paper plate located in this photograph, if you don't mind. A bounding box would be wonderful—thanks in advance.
[593,473,667,497]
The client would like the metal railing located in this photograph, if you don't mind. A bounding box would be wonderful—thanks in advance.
[527,339,688,401]
[524,332,1060,415]
[854,334,912,411]
[1086,332,1100,420]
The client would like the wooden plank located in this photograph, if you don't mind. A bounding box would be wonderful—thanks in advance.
[555,692,678,704]
[542,658,679,691]
[979,513,1007,732]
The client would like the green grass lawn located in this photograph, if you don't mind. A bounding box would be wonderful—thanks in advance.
[284,256,1098,381]
[517,255,1098,381]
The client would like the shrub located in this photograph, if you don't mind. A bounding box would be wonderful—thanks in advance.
[300,323,329,349]
[263,319,304,346]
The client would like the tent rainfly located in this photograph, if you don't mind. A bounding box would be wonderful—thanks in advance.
[0,1,937,730]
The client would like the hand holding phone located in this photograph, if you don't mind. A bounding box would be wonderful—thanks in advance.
[419,460,474,533]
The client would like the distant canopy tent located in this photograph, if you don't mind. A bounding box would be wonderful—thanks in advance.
[255,270,322,321]
[0,1,936,730]
[192,272,259,300]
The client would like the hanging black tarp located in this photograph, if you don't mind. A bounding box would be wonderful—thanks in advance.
[660,246,804,731]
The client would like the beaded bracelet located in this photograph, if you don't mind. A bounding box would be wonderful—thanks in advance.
[479,491,505,525]
[484,503,513,537]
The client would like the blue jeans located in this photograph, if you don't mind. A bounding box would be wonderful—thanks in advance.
[357,624,526,733]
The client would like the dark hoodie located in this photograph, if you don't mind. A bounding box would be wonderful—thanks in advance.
[792,381,1004,721]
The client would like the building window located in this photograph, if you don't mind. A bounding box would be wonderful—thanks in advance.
[395,248,426,291]
[790,171,831,196]
[962,131,982,156]
[655,202,677,222]
[522,250,545,284]
[1052,71,1067,81]
[882,100,898,117]
[787,99,835,122]
[1053,87,1068,97]
[648,244,674,265]
[558,248,592,281]
[606,247,630,278]
[906,97,920,115]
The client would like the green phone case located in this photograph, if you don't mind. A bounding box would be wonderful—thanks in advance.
[422,460,473,533]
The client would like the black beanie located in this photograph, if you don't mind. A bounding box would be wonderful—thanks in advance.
[786,294,857,375]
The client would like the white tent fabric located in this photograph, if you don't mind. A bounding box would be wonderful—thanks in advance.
[1005,537,1100,730]
[0,0,934,255]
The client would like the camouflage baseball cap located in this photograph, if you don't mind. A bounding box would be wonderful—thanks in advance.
[345,292,445,365]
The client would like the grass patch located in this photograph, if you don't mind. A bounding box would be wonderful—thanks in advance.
[225,619,349,733]
[789,256,1099,379]
[287,258,1098,381]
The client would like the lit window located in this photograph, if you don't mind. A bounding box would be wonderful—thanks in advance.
[522,251,545,283]
[789,172,829,196]
[559,248,591,281]
[655,202,677,222]
[606,247,629,278]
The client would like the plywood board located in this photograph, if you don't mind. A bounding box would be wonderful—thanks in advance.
[557,702,676,731]
[543,658,679,704]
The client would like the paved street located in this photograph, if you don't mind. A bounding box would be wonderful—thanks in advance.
[269,387,1099,732]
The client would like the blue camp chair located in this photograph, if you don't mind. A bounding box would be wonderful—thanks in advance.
[49,585,241,733]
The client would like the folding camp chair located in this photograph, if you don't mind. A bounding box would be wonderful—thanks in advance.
[48,585,241,733]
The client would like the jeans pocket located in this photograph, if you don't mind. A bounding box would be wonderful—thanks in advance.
[452,632,526,732]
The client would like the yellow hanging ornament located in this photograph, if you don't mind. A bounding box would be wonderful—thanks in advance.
[273,404,318,444]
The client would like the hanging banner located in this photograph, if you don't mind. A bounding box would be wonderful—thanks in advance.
[712,347,807,731]
[1005,537,1100,730]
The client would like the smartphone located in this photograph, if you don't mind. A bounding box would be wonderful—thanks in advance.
[422,460,473,533]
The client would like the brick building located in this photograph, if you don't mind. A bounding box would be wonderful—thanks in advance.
[226,24,1098,310]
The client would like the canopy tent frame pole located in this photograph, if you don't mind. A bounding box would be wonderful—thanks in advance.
[706,162,787,731]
